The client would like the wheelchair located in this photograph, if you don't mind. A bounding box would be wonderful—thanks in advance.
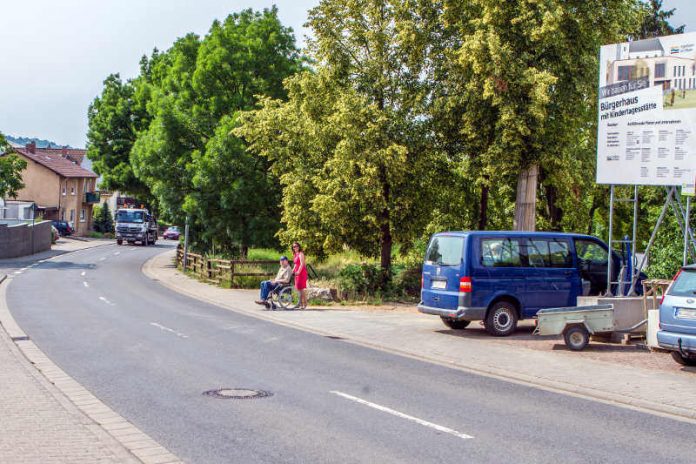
[266,277,300,310]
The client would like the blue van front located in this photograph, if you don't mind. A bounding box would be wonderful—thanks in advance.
[419,233,486,321]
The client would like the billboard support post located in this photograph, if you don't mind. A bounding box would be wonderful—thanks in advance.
[607,186,615,296]
[684,196,691,266]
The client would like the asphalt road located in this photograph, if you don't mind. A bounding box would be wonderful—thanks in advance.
[6,242,696,464]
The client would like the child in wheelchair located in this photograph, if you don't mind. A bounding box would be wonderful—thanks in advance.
[255,256,293,309]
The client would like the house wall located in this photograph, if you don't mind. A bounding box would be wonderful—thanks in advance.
[59,177,95,236]
[12,154,61,208]
[0,220,52,259]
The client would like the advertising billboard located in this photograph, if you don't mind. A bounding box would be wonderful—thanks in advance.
[597,33,696,186]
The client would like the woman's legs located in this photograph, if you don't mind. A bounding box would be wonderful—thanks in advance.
[300,289,307,308]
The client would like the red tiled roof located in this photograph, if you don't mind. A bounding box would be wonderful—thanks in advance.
[11,147,97,178]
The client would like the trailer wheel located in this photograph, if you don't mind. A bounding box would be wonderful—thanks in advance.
[564,325,590,351]
[440,317,470,330]
[671,351,696,366]
[116,239,123,245]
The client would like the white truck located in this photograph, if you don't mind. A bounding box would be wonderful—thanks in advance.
[114,208,158,246]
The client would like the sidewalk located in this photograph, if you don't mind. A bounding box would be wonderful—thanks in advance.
[0,239,181,464]
[145,249,696,422]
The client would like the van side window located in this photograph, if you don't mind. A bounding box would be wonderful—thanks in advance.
[526,239,572,268]
[481,239,521,267]
[575,240,608,265]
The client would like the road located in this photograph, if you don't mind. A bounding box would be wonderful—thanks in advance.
[6,242,695,464]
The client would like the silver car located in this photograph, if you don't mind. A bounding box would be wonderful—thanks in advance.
[658,265,696,366]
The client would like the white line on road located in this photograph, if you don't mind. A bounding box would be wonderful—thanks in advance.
[81,271,86,276]
[83,281,89,288]
[13,271,22,274]
[114,251,120,256]
[99,257,106,261]
[98,296,113,305]
[150,322,189,339]
[129,247,137,251]
[330,391,473,440]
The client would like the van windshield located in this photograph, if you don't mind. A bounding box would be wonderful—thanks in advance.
[116,211,144,223]
[425,236,464,266]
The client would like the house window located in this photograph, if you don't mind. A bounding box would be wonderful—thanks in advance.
[62,184,66,196]
[71,183,75,195]
[61,210,65,220]
[655,63,665,78]
[69,209,75,222]
[80,208,86,222]
[617,65,633,81]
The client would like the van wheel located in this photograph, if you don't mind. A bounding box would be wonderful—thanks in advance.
[671,351,696,366]
[563,325,590,351]
[484,301,518,336]
[440,317,470,330]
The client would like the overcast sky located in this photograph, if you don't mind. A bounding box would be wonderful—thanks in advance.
[0,0,694,148]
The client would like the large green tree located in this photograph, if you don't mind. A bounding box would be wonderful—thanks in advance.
[638,0,685,38]
[441,0,643,231]
[0,133,27,199]
[130,8,301,254]
[240,0,444,273]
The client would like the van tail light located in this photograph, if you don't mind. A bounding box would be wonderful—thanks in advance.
[459,277,472,293]
[421,275,424,289]
[660,269,682,306]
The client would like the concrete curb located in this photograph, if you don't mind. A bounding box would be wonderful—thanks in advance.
[0,250,183,464]
[143,249,696,425]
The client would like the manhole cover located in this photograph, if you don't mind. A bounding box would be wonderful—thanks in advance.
[202,388,272,400]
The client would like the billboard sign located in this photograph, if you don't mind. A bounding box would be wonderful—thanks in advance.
[597,33,696,185]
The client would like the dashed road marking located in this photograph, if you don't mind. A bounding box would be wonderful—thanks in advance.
[330,391,473,440]
[114,252,120,256]
[81,271,86,276]
[150,322,189,339]
[130,247,137,251]
[83,281,89,288]
[99,257,106,261]
[98,296,114,305]
[13,271,22,275]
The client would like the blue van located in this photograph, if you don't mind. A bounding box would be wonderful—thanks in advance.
[418,231,626,336]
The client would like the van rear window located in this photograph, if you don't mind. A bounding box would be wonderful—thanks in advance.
[425,236,464,266]
[669,270,696,297]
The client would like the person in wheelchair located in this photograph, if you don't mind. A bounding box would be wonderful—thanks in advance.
[255,256,293,307]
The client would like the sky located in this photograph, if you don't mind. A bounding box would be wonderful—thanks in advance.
[0,0,694,149]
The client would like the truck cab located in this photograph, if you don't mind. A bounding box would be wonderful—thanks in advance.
[114,208,157,246]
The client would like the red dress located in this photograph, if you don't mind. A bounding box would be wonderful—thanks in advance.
[293,252,308,290]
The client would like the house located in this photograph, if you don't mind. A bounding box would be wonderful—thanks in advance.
[2,142,99,235]
[607,38,696,91]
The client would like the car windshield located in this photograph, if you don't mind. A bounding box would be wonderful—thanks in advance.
[169,227,179,231]
[116,211,144,223]
[669,270,696,297]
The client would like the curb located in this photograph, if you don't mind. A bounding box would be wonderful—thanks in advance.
[0,250,183,464]
[143,249,696,425]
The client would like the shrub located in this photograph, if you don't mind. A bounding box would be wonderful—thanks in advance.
[338,263,386,297]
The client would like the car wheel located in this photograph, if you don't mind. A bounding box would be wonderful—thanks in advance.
[116,239,123,245]
[671,351,696,366]
[142,235,149,246]
[563,325,590,351]
[484,301,518,336]
[440,317,470,330]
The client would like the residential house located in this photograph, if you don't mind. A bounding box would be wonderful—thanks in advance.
[3,142,99,235]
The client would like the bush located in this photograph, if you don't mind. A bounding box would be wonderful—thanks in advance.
[93,202,114,233]
[338,263,386,297]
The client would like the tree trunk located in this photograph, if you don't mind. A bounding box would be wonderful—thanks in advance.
[379,165,392,276]
[478,184,489,230]
[513,163,538,231]
[541,170,563,230]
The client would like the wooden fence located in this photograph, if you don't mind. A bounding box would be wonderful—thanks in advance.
[176,248,277,286]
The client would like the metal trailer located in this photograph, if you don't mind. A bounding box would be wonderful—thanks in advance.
[534,304,647,351]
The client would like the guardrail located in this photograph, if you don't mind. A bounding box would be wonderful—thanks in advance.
[176,248,277,286]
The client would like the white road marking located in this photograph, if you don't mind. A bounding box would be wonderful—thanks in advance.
[83,281,89,288]
[330,391,473,440]
[13,271,22,274]
[99,257,106,261]
[98,296,114,305]
[150,322,189,339]
[114,251,120,256]
[129,247,137,251]
[81,271,86,276]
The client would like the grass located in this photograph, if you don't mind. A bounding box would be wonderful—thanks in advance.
[663,89,696,110]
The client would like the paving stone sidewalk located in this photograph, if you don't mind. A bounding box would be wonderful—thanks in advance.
[0,239,176,464]
[145,249,696,422]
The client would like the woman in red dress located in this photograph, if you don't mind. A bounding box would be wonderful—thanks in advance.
[292,242,308,309]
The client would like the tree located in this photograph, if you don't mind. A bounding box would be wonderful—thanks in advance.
[93,202,114,233]
[129,8,302,254]
[637,0,685,39]
[240,0,444,273]
[0,133,27,199]
[442,0,643,231]
[86,73,152,199]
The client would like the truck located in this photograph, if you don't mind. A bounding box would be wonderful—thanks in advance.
[114,208,158,246]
